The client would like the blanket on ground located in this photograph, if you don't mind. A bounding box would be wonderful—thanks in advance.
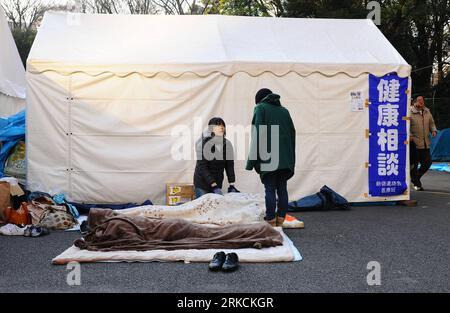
[117,193,265,225]
[74,208,283,252]
[52,228,301,264]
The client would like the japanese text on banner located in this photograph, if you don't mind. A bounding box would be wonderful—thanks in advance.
[368,73,408,197]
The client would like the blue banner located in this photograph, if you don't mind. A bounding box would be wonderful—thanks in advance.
[369,73,408,197]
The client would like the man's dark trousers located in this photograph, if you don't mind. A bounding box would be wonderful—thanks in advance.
[262,169,291,221]
[412,148,432,187]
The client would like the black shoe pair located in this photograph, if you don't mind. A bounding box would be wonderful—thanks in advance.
[23,225,50,237]
[209,252,239,272]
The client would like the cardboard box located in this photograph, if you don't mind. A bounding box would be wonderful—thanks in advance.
[0,178,24,196]
[166,183,194,206]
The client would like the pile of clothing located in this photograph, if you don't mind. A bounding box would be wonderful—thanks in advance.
[0,183,154,236]
[0,188,80,237]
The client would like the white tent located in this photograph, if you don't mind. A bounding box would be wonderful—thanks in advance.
[0,6,25,117]
[26,12,412,204]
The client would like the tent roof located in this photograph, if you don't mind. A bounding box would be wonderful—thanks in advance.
[0,6,26,99]
[28,12,411,77]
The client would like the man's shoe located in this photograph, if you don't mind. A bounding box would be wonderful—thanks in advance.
[23,225,50,237]
[276,216,285,227]
[413,185,424,191]
[208,252,226,271]
[266,219,276,227]
[280,214,305,229]
[222,253,239,272]
[0,224,25,236]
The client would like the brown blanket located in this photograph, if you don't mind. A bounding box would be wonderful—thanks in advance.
[74,209,283,251]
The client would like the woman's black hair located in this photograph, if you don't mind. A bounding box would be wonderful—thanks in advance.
[208,117,226,137]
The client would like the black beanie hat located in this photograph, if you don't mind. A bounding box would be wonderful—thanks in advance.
[255,88,273,104]
[208,117,226,127]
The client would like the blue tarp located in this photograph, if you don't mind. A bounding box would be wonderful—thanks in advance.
[430,163,450,173]
[430,128,450,161]
[0,110,25,177]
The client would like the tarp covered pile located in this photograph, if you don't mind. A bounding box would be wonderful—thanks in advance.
[0,110,25,178]
[431,128,450,162]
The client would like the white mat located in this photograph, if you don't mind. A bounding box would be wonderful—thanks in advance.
[52,228,301,265]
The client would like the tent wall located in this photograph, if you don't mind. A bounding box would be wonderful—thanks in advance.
[0,93,25,117]
[0,6,26,117]
[26,70,411,204]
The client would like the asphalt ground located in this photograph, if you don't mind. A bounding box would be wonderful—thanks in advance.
[1,170,449,292]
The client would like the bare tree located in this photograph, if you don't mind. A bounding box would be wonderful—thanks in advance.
[76,0,125,13]
[126,0,158,14]
[266,0,284,17]
[152,0,205,14]
[75,0,168,14]
[1,0,280,24]
[1,0,48,30]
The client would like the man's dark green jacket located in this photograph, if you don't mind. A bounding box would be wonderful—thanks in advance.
[245,93,296,181]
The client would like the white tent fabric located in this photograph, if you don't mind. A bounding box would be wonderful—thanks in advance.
[26,12,412,204]
[0,94,25,116]
[0,6,25,116]
[28,12,410,77]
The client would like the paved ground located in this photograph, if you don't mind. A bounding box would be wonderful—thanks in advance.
[1,170,449,293]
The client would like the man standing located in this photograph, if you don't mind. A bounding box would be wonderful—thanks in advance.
[246,88,296,227]
[410,96,437,190]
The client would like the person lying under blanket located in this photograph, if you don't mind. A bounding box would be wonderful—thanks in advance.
[74,208,284,252]
[116,192,265,226]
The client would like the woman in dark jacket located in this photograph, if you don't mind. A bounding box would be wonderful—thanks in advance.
[194,117,239,198]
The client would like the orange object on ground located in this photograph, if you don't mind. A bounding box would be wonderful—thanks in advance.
[4,202,30,226]
[282,214,305,229]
